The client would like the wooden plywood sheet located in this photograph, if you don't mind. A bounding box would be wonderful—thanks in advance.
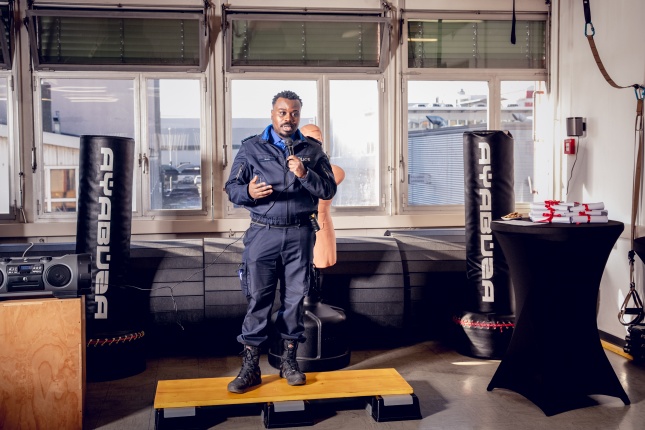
[0,298,84,430]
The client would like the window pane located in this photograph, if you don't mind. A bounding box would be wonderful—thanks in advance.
[407,81,488,206]
[501,80,546,203]
[40,78,135,214]
[408,19,546,69]
[0,4,11,69]
[0,136,8,214]
[45,167,77,213]
[229,80,317,212]
[0,76,8,214]
[147,79,202,211]
[229,16,386,70]
[31,12,203,70]
[329,80,380,207]
[231,80,317,159]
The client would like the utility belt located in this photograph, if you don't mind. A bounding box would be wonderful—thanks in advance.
[251,213,319,231]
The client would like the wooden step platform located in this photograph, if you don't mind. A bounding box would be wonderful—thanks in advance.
[154,368,421,428]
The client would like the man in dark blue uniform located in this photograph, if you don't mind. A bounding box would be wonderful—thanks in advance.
[225,90,337,393]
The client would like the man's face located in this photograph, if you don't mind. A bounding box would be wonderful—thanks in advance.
[271,97,301,138]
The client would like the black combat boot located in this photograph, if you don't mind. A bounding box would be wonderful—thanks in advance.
[227,345,262,394]
[279,339,306,386]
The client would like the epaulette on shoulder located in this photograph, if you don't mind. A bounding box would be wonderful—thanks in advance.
[305,136,323,146]
[242,134,258,143]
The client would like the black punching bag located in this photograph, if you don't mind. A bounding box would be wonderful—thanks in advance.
[76,135,145,381]
[455,130,515,359]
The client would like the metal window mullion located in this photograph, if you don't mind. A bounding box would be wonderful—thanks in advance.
[44,166,52,213]
[525,22,531,68]
[119,18,124,63]
[358,22,363,64]
[242,20,249,64]
[525,21,533,69]
[417,21,423,68]
[180,19,185,62]
[55,17,61,63]
[301,21,306,63]
[472,22,478,69]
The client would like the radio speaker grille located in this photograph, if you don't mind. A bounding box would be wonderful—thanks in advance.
[46,265,73,287]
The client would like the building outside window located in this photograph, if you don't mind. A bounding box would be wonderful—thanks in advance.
[147,78,203,211]
[28,5,209,220]
[403,14,549,211]
[37,76,206,217]
[224,10,390,216]
[5,4,551,227]
[328,79,381,208]
[407,81,489,206]
[227,77,385,214]
[44,166,78,213]
[38,78,136,216]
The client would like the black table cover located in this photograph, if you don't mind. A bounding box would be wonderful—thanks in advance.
[487,220,630,416]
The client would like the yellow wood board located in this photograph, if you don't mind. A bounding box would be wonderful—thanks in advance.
[155,368,413,409]
[601,339,632,360]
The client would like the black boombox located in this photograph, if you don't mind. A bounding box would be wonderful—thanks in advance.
[0,254,92,300]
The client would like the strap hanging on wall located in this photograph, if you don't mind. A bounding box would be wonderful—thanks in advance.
[582,0,645,325]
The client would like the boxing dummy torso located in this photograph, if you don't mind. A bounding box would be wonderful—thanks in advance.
[313,164,345,269]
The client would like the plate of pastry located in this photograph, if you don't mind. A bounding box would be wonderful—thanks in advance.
[501,212,523,220]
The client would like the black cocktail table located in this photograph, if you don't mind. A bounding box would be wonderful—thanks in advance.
[487,220,630,416]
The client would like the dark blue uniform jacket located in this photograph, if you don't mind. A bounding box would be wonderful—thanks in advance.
[225,127,337,225]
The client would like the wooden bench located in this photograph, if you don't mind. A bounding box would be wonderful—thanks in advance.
[154,368,421,428]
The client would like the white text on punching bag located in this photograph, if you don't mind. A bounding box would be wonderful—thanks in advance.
[479,142,494,303]
[95,147,113,319]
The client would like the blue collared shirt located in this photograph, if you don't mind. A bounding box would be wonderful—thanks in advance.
[261,125,305,156]
[270,128,289,155]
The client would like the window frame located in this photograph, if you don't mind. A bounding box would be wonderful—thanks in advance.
[223,74,322,218]
[405,13,548,71]
[43,165,79,214]
[32,71,211,221]
[139,74,210,218]
[399,11,549,215]
[224,12,391,74]
[26,7,209,72]
[33,72,140,220]
[0,71,15,220]
[323,74,388,215]
[223,73,388,219]
[0,2,13,219]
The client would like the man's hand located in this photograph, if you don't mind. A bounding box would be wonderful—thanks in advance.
[248,175,273,199]
[287,155,307,178]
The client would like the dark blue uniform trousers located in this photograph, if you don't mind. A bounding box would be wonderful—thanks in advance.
[238,222,314,347]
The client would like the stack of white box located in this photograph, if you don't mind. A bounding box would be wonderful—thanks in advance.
[529,200,608,224]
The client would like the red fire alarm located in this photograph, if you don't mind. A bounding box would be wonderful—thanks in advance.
[564,138,576,155]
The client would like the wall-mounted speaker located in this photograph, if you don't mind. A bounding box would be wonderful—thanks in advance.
[0,254,92,300]
[566,117,585,137]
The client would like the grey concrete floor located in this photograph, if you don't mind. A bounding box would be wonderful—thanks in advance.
[83,341,645,430]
